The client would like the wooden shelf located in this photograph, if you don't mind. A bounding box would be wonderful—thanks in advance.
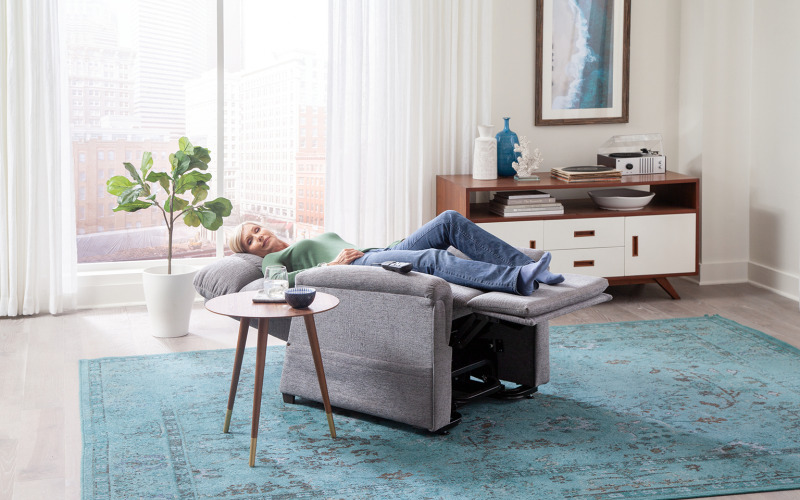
[469,198,697,223]
[436,172,701,299]
[437,172,700,222]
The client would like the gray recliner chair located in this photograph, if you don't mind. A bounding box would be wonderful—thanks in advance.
[194,248,611,432]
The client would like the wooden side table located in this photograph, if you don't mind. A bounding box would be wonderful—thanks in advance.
[205,290,340,467]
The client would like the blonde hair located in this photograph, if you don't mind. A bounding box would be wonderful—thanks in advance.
[228,221,262,254]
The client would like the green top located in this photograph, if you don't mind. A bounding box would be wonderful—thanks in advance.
[261,232,366,286]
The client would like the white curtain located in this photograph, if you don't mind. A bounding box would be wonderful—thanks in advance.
[1,0,77,316]
[326,0,492,247]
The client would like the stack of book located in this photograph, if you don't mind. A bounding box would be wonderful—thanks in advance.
[550,165,622,182]
[489,190,564,217]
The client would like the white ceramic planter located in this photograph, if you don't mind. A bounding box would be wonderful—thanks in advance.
[142,264,198,338]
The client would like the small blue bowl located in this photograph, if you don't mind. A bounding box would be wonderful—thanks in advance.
[284,286,316,309]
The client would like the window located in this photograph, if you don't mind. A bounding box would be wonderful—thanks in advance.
[65,0,217,263]
[65,0,328,264]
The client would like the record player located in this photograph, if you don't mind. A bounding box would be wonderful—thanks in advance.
[596,134,666,175]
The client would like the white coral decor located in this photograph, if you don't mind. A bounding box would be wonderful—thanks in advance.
[511,136,543,178]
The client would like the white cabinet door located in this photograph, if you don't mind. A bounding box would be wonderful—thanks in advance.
[624,214,696,276]
[477,220,544,250]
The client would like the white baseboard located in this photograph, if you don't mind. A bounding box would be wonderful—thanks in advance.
[698,260,749,285]
[748,261,800,302]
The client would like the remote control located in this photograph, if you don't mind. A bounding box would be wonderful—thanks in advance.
[381,261,413,273]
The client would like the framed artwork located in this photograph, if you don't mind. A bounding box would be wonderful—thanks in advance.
[535,0,631,126]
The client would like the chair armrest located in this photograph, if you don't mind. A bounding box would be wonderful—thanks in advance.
[295,265,453,304]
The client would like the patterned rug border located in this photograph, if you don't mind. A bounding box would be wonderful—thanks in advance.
[79,314,800,499]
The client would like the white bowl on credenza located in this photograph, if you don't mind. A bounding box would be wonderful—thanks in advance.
[588,188,655,211]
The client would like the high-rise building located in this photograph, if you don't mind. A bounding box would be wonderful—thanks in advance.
[238,52,326,239]
[131,0,214,137]
[295,106,326,240]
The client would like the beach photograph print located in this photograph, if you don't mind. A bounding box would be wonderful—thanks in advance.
[536,0,630,125]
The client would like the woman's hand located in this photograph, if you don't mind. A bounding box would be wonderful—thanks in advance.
[329,248,364,266]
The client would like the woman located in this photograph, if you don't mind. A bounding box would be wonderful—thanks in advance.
[228,210,564,295]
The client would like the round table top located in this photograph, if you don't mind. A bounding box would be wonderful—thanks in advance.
[205,290,339,319]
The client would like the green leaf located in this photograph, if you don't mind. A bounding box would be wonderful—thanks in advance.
[146,171,171,192]
[202,197,233,217]
[141,151,154,179]
[164,196,190,213]
[123,162,143,184]
[113,200,152,212]
[175,171,212,194]
[106,176,134,196]
[190,146,211,165]
[186,156,209,172]
[119,186,143,205]
[183,209,201,227]
[179,137,192,153]
[191,184,209,205]
[195,209,224,231]
[171,151,192,178]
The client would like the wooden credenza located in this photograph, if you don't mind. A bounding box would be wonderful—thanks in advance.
[435,172,700,299]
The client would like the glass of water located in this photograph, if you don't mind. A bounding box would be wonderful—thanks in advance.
[264,265,289,299]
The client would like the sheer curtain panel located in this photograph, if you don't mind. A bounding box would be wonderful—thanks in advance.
[1,0,77,316]
[326,0,492,247]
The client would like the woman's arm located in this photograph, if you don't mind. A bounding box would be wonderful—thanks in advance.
[328,248,364,266]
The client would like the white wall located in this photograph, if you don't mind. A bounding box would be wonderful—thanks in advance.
[491,0,681,172]
[679,0,753,285]
[749,1,800,299]
[491,0,799,301]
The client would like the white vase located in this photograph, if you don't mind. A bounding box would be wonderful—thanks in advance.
[142,264,198,338]
[473,125,497,180]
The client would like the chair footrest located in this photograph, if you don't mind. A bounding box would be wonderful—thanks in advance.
[452,377,503,407]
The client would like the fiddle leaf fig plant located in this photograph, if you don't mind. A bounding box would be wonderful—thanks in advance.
[107,137,232,274]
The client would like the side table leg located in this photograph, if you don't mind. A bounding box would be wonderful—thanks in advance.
[249,319,269,467]
[303,315,336,439]
[224,318,250,433]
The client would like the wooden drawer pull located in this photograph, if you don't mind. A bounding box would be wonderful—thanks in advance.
[529,240,536,249]
[632,236,639,257]
[574,260,595,268]
[574,230,595,238]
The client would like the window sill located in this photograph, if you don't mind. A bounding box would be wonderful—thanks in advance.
[77,257,218,309]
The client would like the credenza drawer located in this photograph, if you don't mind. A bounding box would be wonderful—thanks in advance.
[543,218,624,250]
[477,220,544,250]
[549,247,625,277]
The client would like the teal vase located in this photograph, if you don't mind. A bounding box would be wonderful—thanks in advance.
[495,117,521,177]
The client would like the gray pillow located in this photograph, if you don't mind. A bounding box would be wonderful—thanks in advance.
[193,253,264,300]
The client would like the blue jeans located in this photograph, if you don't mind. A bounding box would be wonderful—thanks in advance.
[351,210,535,294]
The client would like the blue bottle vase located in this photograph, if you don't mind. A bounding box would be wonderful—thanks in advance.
[495,117,521,177]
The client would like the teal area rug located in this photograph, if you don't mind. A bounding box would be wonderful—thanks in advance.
[80,315,800,499]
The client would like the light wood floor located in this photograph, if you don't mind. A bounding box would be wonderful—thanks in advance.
[2,279,800,500]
